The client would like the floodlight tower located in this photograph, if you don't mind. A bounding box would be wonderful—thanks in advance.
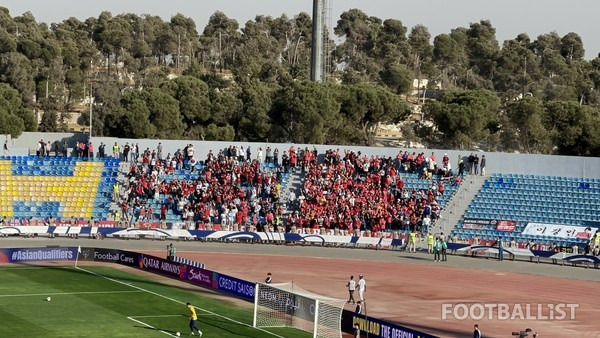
[310,0,332,82]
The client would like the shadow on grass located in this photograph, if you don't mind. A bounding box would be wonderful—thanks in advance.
[133,315,262,336]
[396,255,435,261]
[20,264,226,297]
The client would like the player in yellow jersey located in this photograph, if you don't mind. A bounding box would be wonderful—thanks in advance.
[186,302,203,336]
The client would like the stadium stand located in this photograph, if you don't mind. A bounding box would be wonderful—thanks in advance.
[292,149,461,232]
[0,156,119,221]
[453,173,600,247]
[116,147,288,228]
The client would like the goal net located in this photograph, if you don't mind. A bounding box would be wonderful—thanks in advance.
[253,282,346,338]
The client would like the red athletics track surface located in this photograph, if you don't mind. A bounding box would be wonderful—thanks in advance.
[145,250,600,338]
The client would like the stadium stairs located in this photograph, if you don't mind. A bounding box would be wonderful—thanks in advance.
[280,169,305,217]
[431,174,487,236]
[108,160,132,217]
[414,174,487,250]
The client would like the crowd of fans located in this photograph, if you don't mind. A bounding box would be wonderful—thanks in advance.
[111,143,465,234]
[117,144,285,231]
[23,138,465,234]
[286,149,461,233]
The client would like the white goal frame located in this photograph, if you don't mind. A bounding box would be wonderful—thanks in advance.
[252,282,345,338]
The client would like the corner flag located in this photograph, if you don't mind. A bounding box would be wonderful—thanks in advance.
[75,246,82,267]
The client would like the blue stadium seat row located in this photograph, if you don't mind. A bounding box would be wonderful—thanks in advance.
[453,173,600,246]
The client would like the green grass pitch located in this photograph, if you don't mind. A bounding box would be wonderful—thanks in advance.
[0,265,311,338]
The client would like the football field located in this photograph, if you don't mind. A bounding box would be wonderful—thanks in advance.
[0,265,310,337]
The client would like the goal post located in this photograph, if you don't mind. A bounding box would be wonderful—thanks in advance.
[253,282,345,338]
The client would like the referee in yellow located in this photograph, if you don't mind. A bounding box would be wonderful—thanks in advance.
[186,302,203,336]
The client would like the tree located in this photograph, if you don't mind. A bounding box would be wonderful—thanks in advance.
[0,83,31,136]
[0,29,17,53]
[379,63,412,94]
[106,87,184,139]
[493,37,540,96]
[100,16,132,73]
[424,89,500,148]
[104,98,155,139]
[544,100,600,156]
[271,81,341,144]
[1,7,600,154]
[504,96,552,153]
[433,33,461,87]
[334,9,382,82]
[170,13,199,70]
[339,83,410,145]
[560,32,585,64]
[139,88,185,139]
[201,11,240,72]
[209,85,242,126]
[466,20,499,80]
[0,52,35,107]
[237,79,273,141]
[160,76,212,126]
[408,24,433,77]
[373,19,410,67]
[234,16,282,81]
[202,123,235,141]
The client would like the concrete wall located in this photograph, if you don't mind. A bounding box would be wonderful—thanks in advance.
[1,132,89,156]
[2,132,599,179]
[91,137,600,179]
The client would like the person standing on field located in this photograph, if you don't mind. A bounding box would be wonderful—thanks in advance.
[480,155,486,176]
[473,324,482,338]
[427,232,434,254]
[357,275,366,301]
[354,323,361,338]
[408,230,417,253]
[495,236,504,261]
[265,272,272,284]
[433,237,441,262]
[186,302,203,336]
[347,275,356,304]
[167,243,176,261]
[441,238,448,262]
[355,301,363,314]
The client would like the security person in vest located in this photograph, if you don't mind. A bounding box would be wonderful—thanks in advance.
[112,142,120,159]
[427,232,434,253]
[408,230,417,253]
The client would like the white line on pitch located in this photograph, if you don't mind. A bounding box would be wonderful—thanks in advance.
[127,316,178,338]
[130,314,218,318]
[76,266,284,338]
[0,266,70,270]
[0,290,143,298]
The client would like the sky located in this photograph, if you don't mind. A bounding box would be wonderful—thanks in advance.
[2,0,598,59]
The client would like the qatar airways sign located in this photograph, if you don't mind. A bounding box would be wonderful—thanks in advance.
[138,255,185,279]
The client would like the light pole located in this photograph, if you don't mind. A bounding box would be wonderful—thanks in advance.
[89,60,93,138]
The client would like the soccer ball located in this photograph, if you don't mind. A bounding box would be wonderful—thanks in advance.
[176,332,180,337]
[46,297,51,302]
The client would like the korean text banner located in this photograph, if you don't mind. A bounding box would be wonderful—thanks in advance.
[523,223,597,240]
